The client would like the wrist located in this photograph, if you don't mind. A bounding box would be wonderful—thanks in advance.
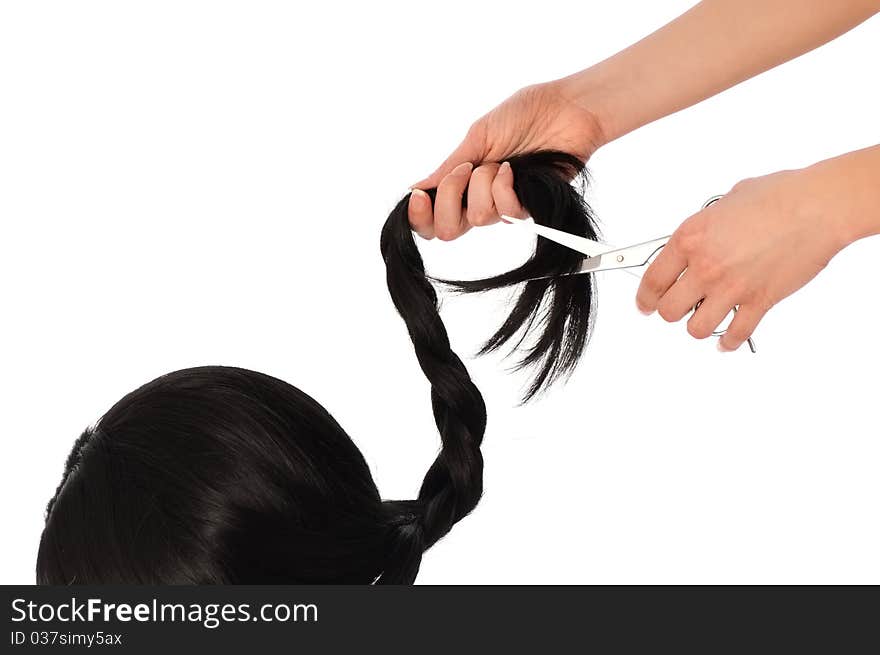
[790,165,857,256]
[553,67,620,150]
[799,147,880,248]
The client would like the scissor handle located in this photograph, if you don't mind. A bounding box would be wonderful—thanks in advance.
[702,195,726,209]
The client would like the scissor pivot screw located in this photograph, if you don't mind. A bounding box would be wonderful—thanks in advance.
[616,255,624,263]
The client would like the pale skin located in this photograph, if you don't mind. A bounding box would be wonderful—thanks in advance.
[409,0,880,351]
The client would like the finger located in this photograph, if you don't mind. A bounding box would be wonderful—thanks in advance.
[686,294,738,340]
[466,164,501,227]
[655,271,704,323]
[636,241,688,314]
[411,128,482,190]
[717,304,765,352]
[434,161,474,241]
[492,161,527,219]
[407,189,435,239]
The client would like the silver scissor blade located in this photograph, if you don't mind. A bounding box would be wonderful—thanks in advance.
[500,214,610,257]
[573,236,671,274]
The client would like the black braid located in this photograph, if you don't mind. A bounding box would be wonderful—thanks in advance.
[377,150,599,582]
[379,194,487,582]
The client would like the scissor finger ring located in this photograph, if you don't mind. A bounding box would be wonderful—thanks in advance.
[692,299,757,354]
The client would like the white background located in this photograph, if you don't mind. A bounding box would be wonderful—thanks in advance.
[1,1,878,584]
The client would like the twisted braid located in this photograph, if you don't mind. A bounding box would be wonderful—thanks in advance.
[379,193,487,582]
[377,150,599,582]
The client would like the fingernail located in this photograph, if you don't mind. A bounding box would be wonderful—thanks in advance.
[637,303,653,316]
[717,340,732,352]
[409,188,427,204]
[452,162,474,175]
[498,161,510,174]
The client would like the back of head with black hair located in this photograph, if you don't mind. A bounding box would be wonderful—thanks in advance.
[38,150,598,584]
[39,367,404,583]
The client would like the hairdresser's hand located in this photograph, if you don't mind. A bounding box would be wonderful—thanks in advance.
[408,81,605,241]
[636,166,854,351]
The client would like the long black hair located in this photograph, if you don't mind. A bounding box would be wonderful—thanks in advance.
[429,150,599,401]
[37,150,597,584]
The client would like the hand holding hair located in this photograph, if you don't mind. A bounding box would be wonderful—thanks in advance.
[408,0,880,243]
[407,83,604,241]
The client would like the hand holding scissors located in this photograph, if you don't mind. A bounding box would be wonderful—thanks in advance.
[504,195,757,353]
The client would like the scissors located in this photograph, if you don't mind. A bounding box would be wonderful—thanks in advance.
[501,195,757,354]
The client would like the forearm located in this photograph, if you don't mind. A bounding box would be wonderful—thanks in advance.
[559,0,880,145]
[801,144,880,247]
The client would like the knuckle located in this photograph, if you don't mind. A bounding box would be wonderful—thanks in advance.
[466,119,486,139]
[434,221,460,241]
[469,208,496,227]
[730,177,754,194]
[463,120,488,151]
[438,174,467,195]
[693,259,723,286]
[676,232,701,256]
[755,295,775,313]
[687,320,712,340]
[434,229,457,242]
[635,290,655,312]
[642,275,665,296]
[723,279,747,301]
[656,302,680,323]
[672,219,702,250]
[727,325,751,342]
[496,195,523,218]
[736,287,771,312]
[408,218,428,233]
